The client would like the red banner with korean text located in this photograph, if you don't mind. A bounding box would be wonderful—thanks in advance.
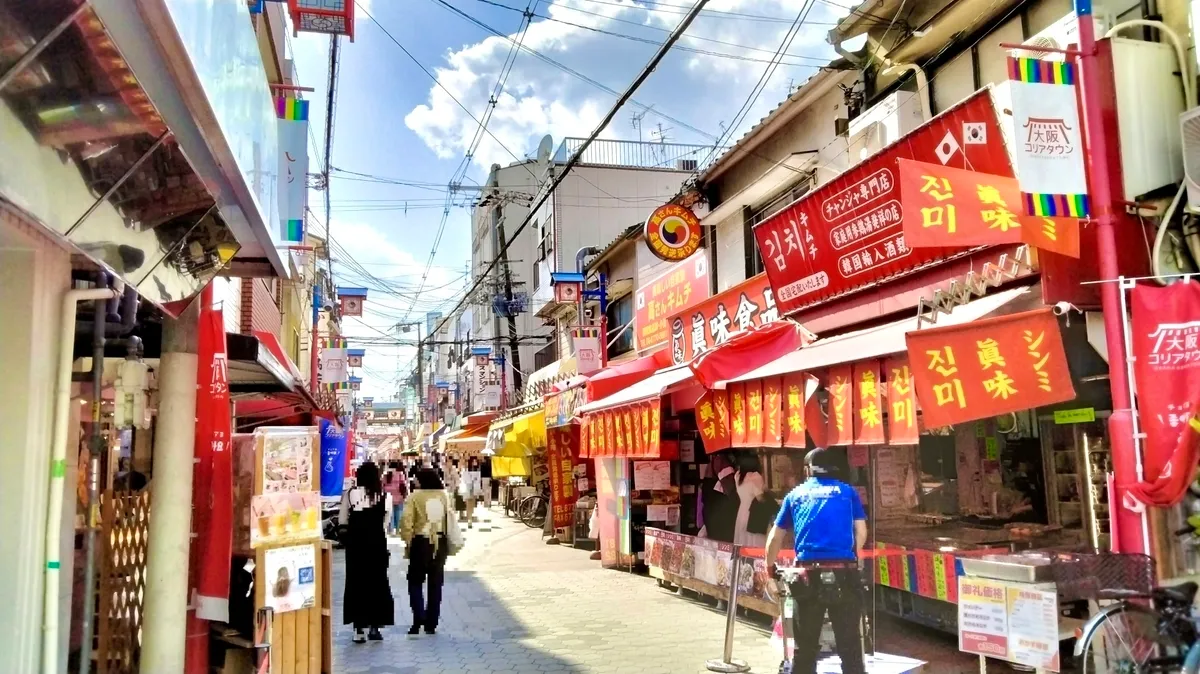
[827,365,853,446]
[195,307,232,619]
[649,402,662,458]
[624,407,636,456]
[745,379,764,446]
[782,373,810,448]
[763,376,783,447]
[853,360,885,445]
[752,89,1014,317]
[580,416,592,459]
[1022,215,1080,258]
[666,273,777,365]
[631,403,644,457]
[546,427,576,529]
[899,159,1023,248]
[905,308,1075,429]
[730,382,747,447]
[605,411,616,458]
[634,252,710,353]
[885,356,919,444]
[1129,282,1200,506]
[697,389,733,453]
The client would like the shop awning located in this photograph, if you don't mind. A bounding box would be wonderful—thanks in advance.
[442,421,491,455]
[716,286,1036,386]
[585,348,675,401]
[577,365,696,415]
[486,408,547,460]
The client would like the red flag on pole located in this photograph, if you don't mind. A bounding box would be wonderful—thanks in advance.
[195,307,232,620]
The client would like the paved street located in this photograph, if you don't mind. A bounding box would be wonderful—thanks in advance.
[332,508,976,673]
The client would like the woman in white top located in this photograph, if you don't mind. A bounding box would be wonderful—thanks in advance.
[733,455,768,549]
[460,457,483,528]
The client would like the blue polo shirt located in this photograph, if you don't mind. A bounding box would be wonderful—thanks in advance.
[774,477,866,561]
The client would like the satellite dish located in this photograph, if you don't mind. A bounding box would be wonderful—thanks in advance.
[536,135,553,174]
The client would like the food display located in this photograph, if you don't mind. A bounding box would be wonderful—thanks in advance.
[645,528,735,588]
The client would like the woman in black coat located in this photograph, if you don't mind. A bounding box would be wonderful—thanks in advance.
[338,461,395,642]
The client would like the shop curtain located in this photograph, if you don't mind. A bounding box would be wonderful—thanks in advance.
[1129,282,1200,506]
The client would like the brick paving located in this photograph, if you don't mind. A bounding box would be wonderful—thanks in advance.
[332,507,978,673]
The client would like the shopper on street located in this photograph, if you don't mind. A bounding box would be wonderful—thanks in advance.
[383,464,408,534]
[338,461,395,643]
[480,456,493,508]
[400,468,464,635]
[461,457,482,527]
[765,447,867,674]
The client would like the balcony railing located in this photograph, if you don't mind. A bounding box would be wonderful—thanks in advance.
[553,137,715,170]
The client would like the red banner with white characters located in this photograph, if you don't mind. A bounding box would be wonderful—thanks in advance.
[752,89,1014,317]
[905,309,1075,429]
[194,307,232,620]
[1129,282,1200,506]
[885,356,919,444]
[827,365,853,446]
[546,427,576,528]
[853,360,885,445]
[666,273,777,364]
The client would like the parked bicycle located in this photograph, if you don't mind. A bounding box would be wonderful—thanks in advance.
[516,483,549,529]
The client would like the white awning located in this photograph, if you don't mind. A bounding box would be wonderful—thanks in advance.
[576,365,696,414]
[702,152,816,227]
[717,286,1037,386]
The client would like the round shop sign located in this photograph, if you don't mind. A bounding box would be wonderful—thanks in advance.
[644,203,702,262]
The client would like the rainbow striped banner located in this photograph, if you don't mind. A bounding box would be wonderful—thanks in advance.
[324,381,350,391]
[325,338,347,349]
[276,97,309,242]
[1007,55,1090,219]
[276,97,310,121]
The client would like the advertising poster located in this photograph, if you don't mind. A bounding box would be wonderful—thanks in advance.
[633,460,671,491]
[319,418,347,497]
[958,577,1009,658]
[634,253,710,352]
[264,544,317,613]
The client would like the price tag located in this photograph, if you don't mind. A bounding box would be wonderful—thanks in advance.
[1054,407,1095,424]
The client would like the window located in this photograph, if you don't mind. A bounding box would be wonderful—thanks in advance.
[534,340,557,371]
[606,294,634,358]
[743,178,811,279]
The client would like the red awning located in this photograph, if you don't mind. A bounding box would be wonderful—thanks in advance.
[586,348,674,401]
[687,320,812,389]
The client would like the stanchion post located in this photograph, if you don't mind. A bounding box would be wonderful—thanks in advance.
[706,546,750,673]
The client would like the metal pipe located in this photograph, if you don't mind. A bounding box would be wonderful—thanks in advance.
[576,246,600,327]
[42,286,118,674]
[0,2,89,92]
[705,546,750,673]
[78,287,107,674]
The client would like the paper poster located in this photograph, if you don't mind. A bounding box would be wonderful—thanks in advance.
[1006,585,1060,671]
[665,505,680,527]
[633,461,671,491]
[958,577,1008,658]
[647,504,670,522]
[260,428,315,494]
[679,439,696,463]
[263,544,317,613]
[250,492,320,548]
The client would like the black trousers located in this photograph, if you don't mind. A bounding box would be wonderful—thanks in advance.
[407,535,449,629]
[788,568,865,674]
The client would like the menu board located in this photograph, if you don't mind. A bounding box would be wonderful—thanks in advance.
[259,427,316,493]
[958,577,1060,672]
[633,460,671,491]
[252,427,320,548]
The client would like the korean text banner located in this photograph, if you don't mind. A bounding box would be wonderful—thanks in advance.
[634,253,710,353]
[827,365,853,446]
[1129,282,1200,505]
[697,389,732,453]
[906,308,1075,429]
[782,373,811,448]
[753,89,1013,317]
[763,376,783,447]
[666,273,777,365]
[899,159,1023,248]
[1008,57,1089,218]
[885,356,919,444]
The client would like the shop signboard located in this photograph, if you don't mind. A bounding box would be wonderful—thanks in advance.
[752,89,1014,318]
[885,356,919,444]
[644,203,704,262]
[666,273,777,365]
[905,308,1075,429]
[1129,282,1200,506]
[852,360,884,445]
[545,385,584,428]
[958,576,1060,671]
[546,427,577,529]
[263,543,318,614]
[826,365,853,446]
[634,252,709,353]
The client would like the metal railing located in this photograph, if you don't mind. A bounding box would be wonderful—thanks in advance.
[553,137,715,171]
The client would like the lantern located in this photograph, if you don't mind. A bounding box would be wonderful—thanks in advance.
[288,0,355,40]
[337,287,367,317]
[347,348,366,368]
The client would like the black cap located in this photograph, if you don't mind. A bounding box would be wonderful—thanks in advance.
[804,447,840,476]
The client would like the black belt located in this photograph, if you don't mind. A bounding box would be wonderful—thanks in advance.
[791,560,857,570]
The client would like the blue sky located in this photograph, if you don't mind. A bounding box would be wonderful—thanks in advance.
[286,0,854,399]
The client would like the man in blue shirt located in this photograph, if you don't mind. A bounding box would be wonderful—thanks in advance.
[765,447,867,674]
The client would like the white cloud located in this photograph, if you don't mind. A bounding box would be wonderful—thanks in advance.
[404,0,845,169]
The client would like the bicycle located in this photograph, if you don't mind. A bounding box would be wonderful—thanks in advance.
[517,484,549,529]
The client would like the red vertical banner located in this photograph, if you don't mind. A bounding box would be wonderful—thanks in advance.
[640,402,653,455]
[624,406,636,457]
[546,428,575,529]
[629,404,643,457]
[745,379,764,446]
[649,401,662,457]
[853,360,885,445]
[827,366,853,446]
[1129,282,1200,506]
[195,307,232,620]
[730,382,747,447]
[613,409,626,455]
[885,356,919,444]
[782,373,808,448]
[697,390,731,453]
[763,376,783,447]
[604,411,616,458]
[580,416,591,459]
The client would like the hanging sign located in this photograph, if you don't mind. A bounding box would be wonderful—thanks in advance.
[906,308,1075,429]
[319,418,348,497]
[337,287,367,318]
[782,373,814,448]
[545,386,584,427]
[644,203,703,262]
[1008,56,1089,219]
[730,382,747,447]
[827,365,853,446]
[1129,282,1200,506]
[753,89,1014,318]
[319,338,349,385]
[346,348,365,368]
[571,326,604,374]
[288,0,355,40]
[194,306,232,621]
[635,253,709,352]
[899,159,1024,248]
[885,356,919,444]
[853,360,885,445]
[667,273,777,364]
[276,97,309,242]
[697,388,733,453]
[745,379,764,446]
[763,376,783,447]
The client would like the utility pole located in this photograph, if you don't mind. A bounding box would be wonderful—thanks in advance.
[495,210,524,400]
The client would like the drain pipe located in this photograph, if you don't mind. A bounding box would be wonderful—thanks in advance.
[78,283,107,674]
[575,246,599,322]
[42,285,118,674]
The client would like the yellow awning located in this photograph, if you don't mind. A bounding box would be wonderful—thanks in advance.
[488,409,546,458]
[491,456,532,478]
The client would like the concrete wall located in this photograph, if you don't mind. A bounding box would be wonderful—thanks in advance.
[0,207,73,673]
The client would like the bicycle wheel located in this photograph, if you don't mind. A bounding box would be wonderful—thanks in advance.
[521,496,547,529]
[1077,603,1185,673]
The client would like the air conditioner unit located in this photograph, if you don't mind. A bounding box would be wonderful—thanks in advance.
[1012,10,1112,60]
[1181,107,1200,209]
[847,90,923,164]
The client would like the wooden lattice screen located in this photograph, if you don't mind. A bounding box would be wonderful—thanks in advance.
[94,489,151,674]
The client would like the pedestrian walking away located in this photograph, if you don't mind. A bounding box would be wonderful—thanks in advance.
[765,447,868,674]
[479,455,494,509]
[461,456,482,527]
[338,461,395,643]
[383,463,408,535]
[400,468,464,635]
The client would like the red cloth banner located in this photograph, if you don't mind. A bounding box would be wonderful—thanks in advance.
[624,407,636,456]
[899,159,1024,248]
[613,409,625,455]
[906,308,1076,428]
[195,307,232,620]
[853,360,885,445]
[1021,216,1080,258]
[604,411,616,458]
[579,416,592,459]
[827,365,853,446]
[763,376,783,447]
[648,401,662,458]
[782,373,809,448]
[745,379,764,446]
[730,382,747,447]
[753,89,1014,317]
[1129,282,1200,506]
[885,356,919,445]
[697,389,732,453]
[547,427,576,528]
[639,402,653,455]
